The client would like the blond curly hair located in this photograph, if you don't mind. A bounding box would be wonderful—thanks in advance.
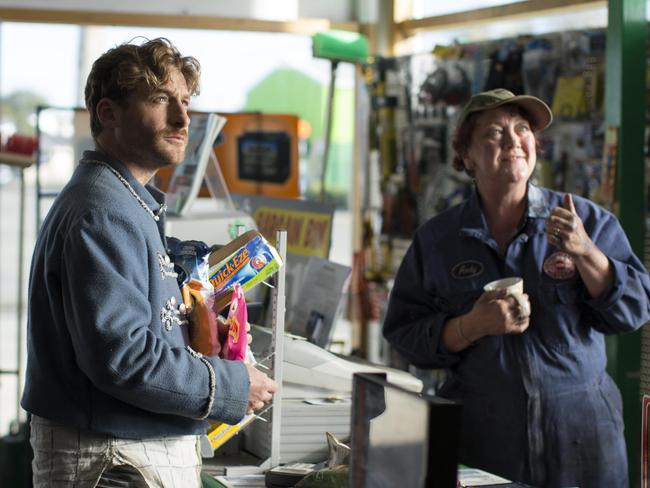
[84,37,200,138]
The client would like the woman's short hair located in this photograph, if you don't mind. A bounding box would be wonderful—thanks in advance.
[84,37,201,138]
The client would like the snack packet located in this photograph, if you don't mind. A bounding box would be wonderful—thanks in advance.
[207,230,283,312]
[205,284,259,451]
[167,239,221,356]
[221,283,248,361]
[182,280,221,356]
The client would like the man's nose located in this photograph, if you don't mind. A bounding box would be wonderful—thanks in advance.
[170,100,190,128]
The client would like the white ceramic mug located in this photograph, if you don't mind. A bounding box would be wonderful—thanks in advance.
[483,277,531,318]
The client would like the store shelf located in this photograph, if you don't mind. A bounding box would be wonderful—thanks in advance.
[0,151,35,169]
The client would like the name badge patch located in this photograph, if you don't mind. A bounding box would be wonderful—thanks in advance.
[543,251,576,280]
[451,260,484,279]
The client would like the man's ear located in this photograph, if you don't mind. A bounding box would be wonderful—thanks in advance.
[96,98,121,129]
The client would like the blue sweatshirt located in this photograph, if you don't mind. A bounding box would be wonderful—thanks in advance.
[22,151,249,438]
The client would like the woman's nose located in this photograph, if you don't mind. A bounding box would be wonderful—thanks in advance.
[502,127,521,148]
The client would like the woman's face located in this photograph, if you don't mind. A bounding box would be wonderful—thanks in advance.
[462,106,537,190]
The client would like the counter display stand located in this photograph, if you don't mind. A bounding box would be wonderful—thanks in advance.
[202,230,287,481]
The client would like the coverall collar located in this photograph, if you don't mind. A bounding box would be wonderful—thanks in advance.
[459,181,551,239]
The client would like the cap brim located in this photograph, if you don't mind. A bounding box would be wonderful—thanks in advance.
[470,95,553,131]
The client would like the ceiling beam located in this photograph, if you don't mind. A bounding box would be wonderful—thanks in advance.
[0,7,359,35]
[397,0,606,36]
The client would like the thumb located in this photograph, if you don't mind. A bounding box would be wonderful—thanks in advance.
[563,193,576,214]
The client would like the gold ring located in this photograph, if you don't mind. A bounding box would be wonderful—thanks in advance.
[554,227,560,237]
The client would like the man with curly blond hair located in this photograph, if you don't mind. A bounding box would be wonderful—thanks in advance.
[22,37,276,488]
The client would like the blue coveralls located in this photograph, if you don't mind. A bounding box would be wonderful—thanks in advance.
[383,183,650,488]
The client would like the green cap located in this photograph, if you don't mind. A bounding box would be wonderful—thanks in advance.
[457,88,553,131]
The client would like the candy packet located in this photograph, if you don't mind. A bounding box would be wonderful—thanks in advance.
[204,284,260,452]
[221,283,248,361]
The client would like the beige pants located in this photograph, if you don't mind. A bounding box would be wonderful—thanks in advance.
[30,415,202,488]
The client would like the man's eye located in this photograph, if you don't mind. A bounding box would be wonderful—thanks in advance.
[153,95,168,103]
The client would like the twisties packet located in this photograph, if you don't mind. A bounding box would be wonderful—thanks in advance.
[221,283,247,361]
[207,230,282,312]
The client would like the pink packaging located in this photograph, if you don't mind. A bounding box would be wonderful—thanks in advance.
[222,283,247,361]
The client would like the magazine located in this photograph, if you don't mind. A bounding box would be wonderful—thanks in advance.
[166,112,227,216]
[458,466,511,486]
[285,256,351,347]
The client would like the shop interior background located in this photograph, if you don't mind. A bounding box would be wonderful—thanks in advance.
[0,0,644,441]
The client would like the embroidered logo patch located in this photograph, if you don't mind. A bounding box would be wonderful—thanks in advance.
[543,251,576,280]
[157,252,178,280]
[160,296,185,331]
[451,260,484,279]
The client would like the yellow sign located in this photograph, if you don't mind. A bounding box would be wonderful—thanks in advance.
[253,207,332,258]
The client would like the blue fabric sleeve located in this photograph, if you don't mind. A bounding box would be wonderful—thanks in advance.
[581,210,650,334]
[383,235,461,369]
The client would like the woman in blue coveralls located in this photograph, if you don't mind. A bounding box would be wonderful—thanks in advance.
[383,88,650,488]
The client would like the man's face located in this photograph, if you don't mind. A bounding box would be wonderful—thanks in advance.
[114,68,191,170]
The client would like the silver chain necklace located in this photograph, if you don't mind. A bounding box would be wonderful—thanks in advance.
[81,159,167,221]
